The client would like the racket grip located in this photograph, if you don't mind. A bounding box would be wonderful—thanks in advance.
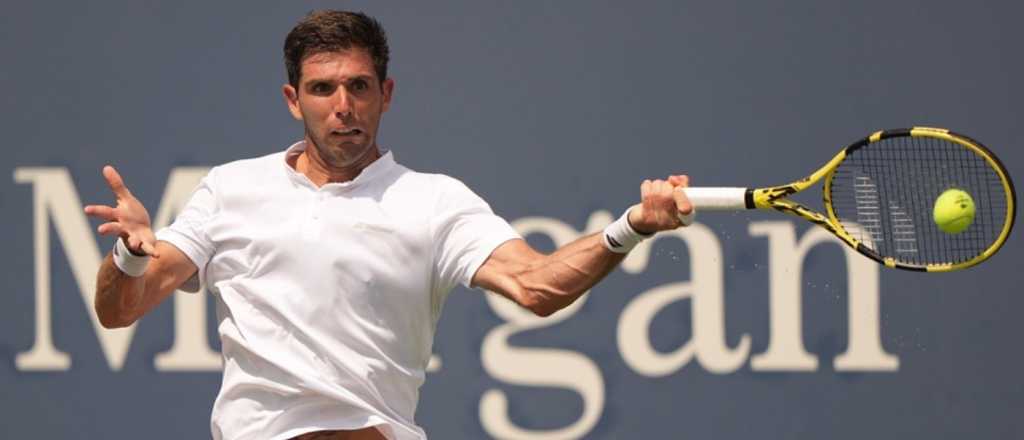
[681,187,749,211]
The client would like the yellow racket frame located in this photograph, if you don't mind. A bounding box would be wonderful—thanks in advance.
[746,127,1016,272]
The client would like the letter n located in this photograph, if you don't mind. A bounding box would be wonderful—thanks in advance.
[749,221,898,372]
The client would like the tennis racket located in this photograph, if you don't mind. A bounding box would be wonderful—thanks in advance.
[682,127,1016,272]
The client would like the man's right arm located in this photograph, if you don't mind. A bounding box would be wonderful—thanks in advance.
[86,165,200,328]
[94,240,197,328]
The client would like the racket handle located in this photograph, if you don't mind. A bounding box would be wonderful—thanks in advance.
[681,187,750,211]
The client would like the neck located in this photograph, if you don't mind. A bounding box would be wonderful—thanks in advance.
[294,141,382,187]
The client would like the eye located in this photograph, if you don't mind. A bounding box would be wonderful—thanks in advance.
[351,79,369,92]
[310,82,333,95]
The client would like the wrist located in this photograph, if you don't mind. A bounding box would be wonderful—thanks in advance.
[626,207,656,236]
[603,207,653,254]
[121,236,148,256]
[113,237,150,277]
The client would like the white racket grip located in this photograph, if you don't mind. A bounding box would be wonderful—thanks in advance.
[681,187,749,211]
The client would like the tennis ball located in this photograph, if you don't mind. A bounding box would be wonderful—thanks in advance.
[933,188,975,234]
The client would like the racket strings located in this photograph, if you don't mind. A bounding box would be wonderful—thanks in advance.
[828,135,1009,266]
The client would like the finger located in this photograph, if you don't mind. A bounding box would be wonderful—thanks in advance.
[673,186,694,215]
[84,205,118,221]
[97,222,124,236]
[103,165,131,198]
[123,236,154,258]
[140,240,161,259]
[125,236,144,255]
[655,180,675,210]
[640,179,653,209]
[658,179,674,195]
[668,174,690,187]
[650,180,665,202]
[676,210,695,227]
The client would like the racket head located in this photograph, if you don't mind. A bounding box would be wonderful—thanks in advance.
[824,127,1016,271]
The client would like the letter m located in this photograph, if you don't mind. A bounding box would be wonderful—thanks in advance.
[13,167,219,371]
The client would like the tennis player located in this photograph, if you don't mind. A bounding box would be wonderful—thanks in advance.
[84,10,692,440]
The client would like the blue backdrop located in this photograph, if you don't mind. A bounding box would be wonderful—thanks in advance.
[2,1,1022,439]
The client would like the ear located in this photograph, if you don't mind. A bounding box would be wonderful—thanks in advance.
[282,84,303,120]
[381,78,395,113]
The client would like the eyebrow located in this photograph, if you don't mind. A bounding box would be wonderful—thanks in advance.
[304,75,375,85]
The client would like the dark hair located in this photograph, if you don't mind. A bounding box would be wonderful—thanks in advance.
[283,10,390,89]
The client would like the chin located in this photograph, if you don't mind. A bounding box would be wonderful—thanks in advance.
[326,144,376,167]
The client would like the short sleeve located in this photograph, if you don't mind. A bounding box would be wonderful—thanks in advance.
[432,179,520,292]
[155,170,218,293]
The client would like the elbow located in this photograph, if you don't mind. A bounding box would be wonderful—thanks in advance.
[531,306,558,318]
[98,315,128,329]
[98,317,123,329]
[516,289,565,318]
[96,309,135,329]
[491,266,574,317]
[94,286,142,329]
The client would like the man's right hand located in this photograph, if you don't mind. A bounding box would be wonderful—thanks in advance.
[627,174,694,235]
[84,165,161,258]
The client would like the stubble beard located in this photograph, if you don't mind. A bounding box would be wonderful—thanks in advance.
[305,124,379,171]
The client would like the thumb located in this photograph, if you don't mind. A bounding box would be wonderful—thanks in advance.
[673,187,693,215]
[140,240,161,259]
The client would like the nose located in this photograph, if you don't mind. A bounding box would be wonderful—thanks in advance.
[333,89,353,119]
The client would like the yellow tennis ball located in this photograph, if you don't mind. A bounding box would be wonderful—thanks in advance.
[933,188,975,234]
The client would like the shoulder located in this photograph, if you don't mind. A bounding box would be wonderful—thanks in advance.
[385,157,471,194]
[389,166,482,202]
[376,165,493,222]
[202,151,287,190]
[395,168,469,191]
[209,151,285,179]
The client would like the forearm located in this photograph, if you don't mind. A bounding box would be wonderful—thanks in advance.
[477,175,692,317]
[95,252,147,328]
[514,233,626,316]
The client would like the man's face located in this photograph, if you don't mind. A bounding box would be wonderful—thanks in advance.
[283,48,394,169]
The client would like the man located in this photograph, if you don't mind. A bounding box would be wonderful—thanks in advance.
[84,10,692,440]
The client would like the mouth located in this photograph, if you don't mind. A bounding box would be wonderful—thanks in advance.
[331,128,363,136]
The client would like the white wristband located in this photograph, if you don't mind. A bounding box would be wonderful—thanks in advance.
[113,237,150,277]
[602,207,653,254]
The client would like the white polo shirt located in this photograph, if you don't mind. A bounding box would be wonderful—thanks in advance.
[155,141,520,440]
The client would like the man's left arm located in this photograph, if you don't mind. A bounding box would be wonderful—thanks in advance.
[472,175,692,316]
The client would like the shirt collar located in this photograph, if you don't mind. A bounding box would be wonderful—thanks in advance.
[283,140,396,190]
